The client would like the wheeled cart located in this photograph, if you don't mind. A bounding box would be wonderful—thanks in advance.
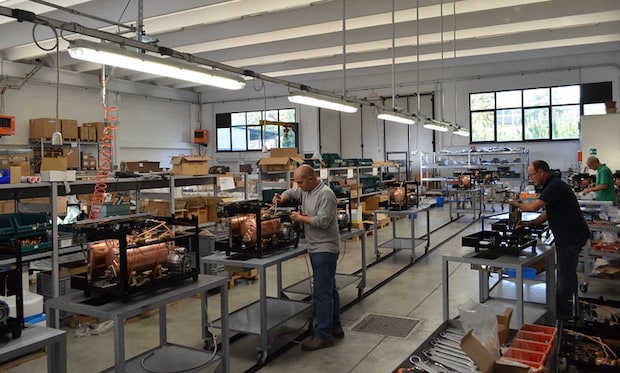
[373,204,431,262]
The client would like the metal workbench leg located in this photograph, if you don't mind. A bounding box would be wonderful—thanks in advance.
[358,233,367,298]
[374,212,379,260]
[159,305,167,346]
[478,269,488,303]
[392,214,397,255]
[277,262,283,297]
[545,251,556,318]
[516,269,524,327]
[48,333,67,373]
[409,212,415,261]
[219,286,230,373]
[425,209,430,253]
[259,266,269,356]
[113,315,125,371]
[442,258,449,321]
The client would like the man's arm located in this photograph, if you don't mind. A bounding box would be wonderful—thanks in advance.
[509,198,546,212]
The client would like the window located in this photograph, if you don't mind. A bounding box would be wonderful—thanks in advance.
[216,108,297,152]
[469,81,612,143]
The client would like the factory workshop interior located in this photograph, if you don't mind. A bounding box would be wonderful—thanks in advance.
[0,1,620,372]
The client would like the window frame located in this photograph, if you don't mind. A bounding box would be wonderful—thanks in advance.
[469,82,612,144]
[216,108,298,152]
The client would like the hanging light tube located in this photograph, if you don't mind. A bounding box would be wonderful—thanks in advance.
[287,90,358,113]
[453,126,470,137]
[377,110,416,125]
[423,119,449,132]
[67,39,246,90]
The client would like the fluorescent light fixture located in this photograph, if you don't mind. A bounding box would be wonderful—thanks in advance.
[288,91,358,113]
[67,39,246,90]
[423,119,449,132]
[453,127,470,137]
[377,110,416,125]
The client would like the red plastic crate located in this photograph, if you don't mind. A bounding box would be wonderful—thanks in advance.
[510,339,551,363]
[502,347,545,370]
[515,330,554,344]
[519,323,557,337]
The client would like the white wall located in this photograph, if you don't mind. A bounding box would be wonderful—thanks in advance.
[2,55,618,175]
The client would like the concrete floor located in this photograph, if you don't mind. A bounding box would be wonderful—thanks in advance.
[5,203,618,372]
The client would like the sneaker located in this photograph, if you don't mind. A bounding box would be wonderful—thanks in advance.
[301,336,335,351]
[332,325,345,339]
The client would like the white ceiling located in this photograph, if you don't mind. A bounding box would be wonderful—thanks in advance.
[0,0,619,99]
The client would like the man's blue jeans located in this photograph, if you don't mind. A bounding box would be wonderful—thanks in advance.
[556,241,586,316]
[310,252,340,339]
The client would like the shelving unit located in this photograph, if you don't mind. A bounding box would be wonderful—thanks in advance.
[420,149,529,194]
[581,220,620,293]
[29,139,99,172]
[0,175,219,308]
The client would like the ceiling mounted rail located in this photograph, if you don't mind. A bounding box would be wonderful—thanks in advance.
[0,5,409,115]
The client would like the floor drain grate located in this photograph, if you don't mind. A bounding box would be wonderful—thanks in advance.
[351,313,419,339]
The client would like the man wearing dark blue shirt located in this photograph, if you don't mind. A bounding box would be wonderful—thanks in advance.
[509,160,590,319]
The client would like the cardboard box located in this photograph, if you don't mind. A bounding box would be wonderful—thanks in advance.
[83,122,106,141]
[40,157,67,171]
[124,161,161,173]
[460,330,531,373]
[203,196,224,222]
[270,148,299,157]
[497,307,514,345]
[170,155,210,175]
[9,165,21,183]
[29,118,57,139]
[0,200,14,213]
[20,196,68,215]
[79,126,90,141]
[62,148,79,169]
[257,155,304,172]
[40,170,76,182]
[60,119,78,140]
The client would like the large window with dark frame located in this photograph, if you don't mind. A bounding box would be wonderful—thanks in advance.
[216,108,297,152]
[469,82,612,143]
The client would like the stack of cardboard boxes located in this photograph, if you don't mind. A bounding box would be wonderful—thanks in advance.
[256,148,304,172]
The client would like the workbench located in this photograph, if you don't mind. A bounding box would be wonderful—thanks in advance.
[201,245,312,363]
[442,243,556,327]
[0,325,66,373]
[283,228,367,299]
[373,204,431,261]
[448,187,483,220]
[46,275,229,373]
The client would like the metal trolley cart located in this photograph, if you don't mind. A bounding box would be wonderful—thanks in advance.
[373,204,431,262]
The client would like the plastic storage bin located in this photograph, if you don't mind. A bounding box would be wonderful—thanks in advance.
[502,347,546,370]
[514,329,554,344]
[505,267,537,279]
[510,338,552,361]
[519,323,557,337]
[8,212,50,237]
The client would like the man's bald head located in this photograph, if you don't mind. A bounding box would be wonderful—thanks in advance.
[294,164,319,191]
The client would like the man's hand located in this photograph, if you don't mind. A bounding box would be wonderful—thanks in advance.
[272,193,283,205]
[289,211,308,223]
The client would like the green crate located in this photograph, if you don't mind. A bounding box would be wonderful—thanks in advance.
[0,215,15,238]
[1,213,49,238]
[17,232,52,254]
[100,203,131,217]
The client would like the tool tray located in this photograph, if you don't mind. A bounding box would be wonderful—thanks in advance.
[462,230,537,255]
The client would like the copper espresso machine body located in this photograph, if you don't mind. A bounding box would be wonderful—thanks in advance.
[216,200,300,258]
[383,181,419,210]
[70,216,200,300]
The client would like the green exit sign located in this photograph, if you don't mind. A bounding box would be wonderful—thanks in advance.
[589,148,597,155]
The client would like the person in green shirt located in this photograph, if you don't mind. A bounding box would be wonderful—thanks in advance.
[583,156,615,201]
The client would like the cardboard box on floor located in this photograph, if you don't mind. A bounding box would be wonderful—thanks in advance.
[496,307,513,345]
[460,330,532,373]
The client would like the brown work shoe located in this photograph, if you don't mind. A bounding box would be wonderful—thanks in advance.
[301,336,335,351]
[332,325,345,339]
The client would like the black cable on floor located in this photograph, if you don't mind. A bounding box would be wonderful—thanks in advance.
[241,216,477,373]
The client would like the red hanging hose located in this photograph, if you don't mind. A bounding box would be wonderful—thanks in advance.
[89,105,117,219]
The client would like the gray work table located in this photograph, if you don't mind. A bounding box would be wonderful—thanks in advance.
[284,228,367,299]
[0,325,66,373]
[201,245,311,363]
[373,204,431,261]
[46,275,229,373]
[442,243,556,327]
